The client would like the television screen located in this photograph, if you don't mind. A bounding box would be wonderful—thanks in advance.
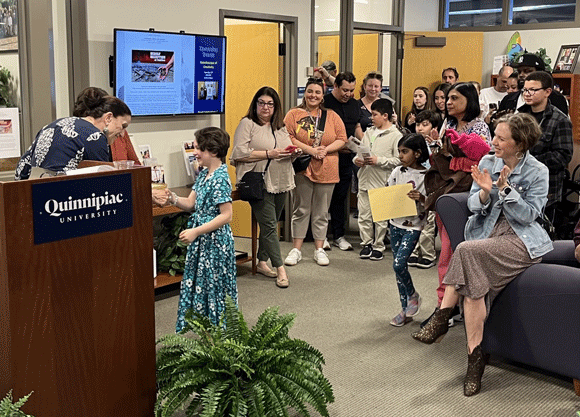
[114,28,226,116]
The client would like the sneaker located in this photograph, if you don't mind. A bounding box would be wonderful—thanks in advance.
[407,256,419,267]
[390,310,412,327]
[359,244,373,259]
[405,292,422,317]
[284,248,302,266]
[369,250,384,261]
[314,248,330,266]
[323,238,331,250]
[333,236,353,251]
[416,258,436,269]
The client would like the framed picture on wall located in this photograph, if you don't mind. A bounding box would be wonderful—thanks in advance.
[0,0,18,52]
[553,44,580,73]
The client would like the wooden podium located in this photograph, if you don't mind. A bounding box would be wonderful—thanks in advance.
[0,166,156,416]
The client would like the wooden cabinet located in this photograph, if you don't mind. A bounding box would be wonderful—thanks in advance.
[491,73,580,142]
[153,188,257,289]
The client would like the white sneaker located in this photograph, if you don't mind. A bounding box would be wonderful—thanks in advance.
[333,236,353,251]
[314,248,330,266]
[284,248,302,266]
[323,238,331,250]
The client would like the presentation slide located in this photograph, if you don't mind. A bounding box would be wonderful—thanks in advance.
[115,29,225,116]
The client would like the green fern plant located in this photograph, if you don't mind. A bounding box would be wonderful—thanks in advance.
[0,391,34,417]
[155,212,188,276]
[511,48,553,72]
[0,66,15,107]
[155,296,334,417]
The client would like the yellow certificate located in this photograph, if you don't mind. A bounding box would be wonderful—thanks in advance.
[368,184,417,222]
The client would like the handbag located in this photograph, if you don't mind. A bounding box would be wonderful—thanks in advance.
[537,212,556,240]
[238,170,267,201]
[238,126,276,202]
[292,110,328,173]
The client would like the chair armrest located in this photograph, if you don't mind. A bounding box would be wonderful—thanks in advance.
[435,192,471,251]
[542,240,579,267]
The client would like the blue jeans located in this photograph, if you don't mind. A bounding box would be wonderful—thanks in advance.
[390,224,421,309]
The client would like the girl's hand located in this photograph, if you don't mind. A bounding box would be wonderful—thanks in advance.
[471,165,493,194]
[179,228,199,245]
[407,113,416,125]
[364,155,378,165]
[354,157,365,167]
[407,189,423,202]
[496,165,512,191]
[152,189,171,206]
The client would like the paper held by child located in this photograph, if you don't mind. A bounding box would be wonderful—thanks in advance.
[368,183,417,222]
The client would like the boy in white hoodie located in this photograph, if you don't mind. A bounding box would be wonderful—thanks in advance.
[354,99,402,260]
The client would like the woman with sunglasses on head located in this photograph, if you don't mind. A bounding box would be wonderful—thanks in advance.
[230,86,300,288]
[358,71,398,132]
[283,77,347,267]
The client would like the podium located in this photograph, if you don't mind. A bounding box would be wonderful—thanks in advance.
[0,166,156,416]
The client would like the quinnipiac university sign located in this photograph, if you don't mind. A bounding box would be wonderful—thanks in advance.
[32,173,133,244]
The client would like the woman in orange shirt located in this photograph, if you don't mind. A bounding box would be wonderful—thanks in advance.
[283,77,347,267]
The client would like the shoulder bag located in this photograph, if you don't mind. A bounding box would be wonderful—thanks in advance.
[238,126,276,202]
[292,110,328,173]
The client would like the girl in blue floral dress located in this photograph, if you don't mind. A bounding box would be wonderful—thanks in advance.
[165,127,237,331]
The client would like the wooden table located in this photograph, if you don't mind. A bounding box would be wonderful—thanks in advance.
[153,187,257,289]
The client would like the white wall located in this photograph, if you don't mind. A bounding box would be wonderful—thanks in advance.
[403,0,439,32]
[78,0,311,187]
[482,28,580,87]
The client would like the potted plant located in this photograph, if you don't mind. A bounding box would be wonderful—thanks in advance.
[0,391,34,417]
[0,66,15,108]
[155,212,189,276]
[155,296,334,417]
[511,48,552,72]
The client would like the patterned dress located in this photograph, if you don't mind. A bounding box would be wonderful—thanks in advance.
[15,117,110,180]
[176,163,237,332]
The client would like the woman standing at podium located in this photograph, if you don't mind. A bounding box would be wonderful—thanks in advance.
[14,87,132,180]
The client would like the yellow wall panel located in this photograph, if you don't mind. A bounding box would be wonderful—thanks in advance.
[317,35,340,69]
[225,22,279,237]
[353,33,379,99]
[401,31,483,121]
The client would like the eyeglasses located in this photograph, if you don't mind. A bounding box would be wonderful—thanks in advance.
[522,87,545,96]
[257,100,275,108]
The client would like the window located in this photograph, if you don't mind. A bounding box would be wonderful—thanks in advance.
[442,0,578,29]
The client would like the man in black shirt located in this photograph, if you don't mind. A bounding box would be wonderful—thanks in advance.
[324,72,363,250]
[499,53,568,115]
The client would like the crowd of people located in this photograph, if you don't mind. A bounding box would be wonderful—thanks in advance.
[14,52,578,398]
[0,4,17,38]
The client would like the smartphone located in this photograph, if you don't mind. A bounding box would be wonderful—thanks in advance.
[285,145,298,152]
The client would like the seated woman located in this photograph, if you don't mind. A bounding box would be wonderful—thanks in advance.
[412,113,553,397]
[15,87,132,179]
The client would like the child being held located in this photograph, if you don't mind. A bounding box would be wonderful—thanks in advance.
[408,109,442,269]
[354,98,402,260]
[387,134,429,326]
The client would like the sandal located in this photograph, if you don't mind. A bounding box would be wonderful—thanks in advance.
[276,275,289,288]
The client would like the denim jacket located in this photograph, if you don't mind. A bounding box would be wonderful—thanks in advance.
[466,153,553,259]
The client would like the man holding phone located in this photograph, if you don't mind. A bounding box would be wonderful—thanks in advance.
[479,65,514,122]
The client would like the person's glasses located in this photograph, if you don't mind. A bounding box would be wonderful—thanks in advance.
[257,100,275,108]
[522,87,545,96]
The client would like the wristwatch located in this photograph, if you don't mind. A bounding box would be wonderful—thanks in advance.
[500,186,512,198]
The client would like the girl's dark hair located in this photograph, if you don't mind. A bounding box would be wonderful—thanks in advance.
[245,86,284,130]
[195,127,230,163]
[73,86,132,119]
[397,133,429,164]
[298,77,326,110]
[444,82,480,123]
[359,71,383,98]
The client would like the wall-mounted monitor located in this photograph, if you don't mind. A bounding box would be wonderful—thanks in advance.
[114,28,226,117]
